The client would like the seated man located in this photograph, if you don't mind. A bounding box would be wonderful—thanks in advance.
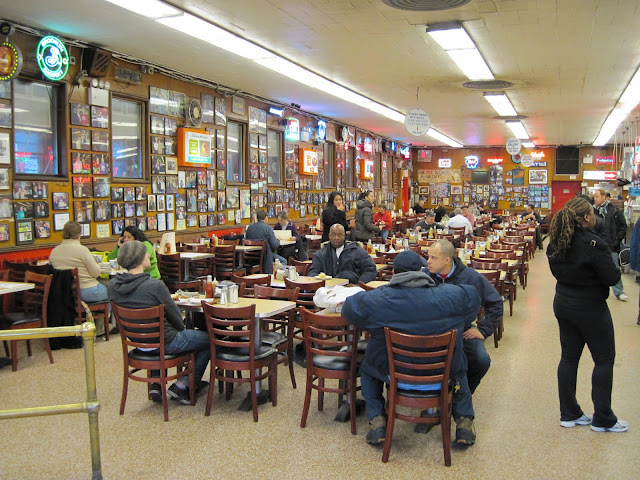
[342,250,481,447]
[246,209,286,273]
[414,211,443,236]
[373,203,392,242]
[412,199,426,214]
[461,205,475,228]
[447,207,473,236]
[273,210,304,260]
[424,240,502,396]
[308,224,377,284]
[521,204,544,249]
[108,240,211,405]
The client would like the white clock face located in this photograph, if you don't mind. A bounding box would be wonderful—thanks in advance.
[193,105,200,118]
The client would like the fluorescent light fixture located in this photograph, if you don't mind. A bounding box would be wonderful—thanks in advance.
[427,128,464,148]
[594,65,640,145]
[104,0,180,19]
[483,92,517,117]
[427,23,494,81]
[157,13,275,60]
[505,120,529,140]
[522,141,535,148]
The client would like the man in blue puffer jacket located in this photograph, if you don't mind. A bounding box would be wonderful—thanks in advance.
[342,250,481,447]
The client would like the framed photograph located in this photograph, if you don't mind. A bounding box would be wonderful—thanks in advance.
[232,96,245,115]
[0,223,8,241]
[92,153,110,175]
[176,206,186,220]
[70,103,90,126]
[112,219,124,235]
[31,182,48,200]
[73,201,93,223]
[186,189,197,212]
[0,132,10,164]
[202,93,214,124]
[50,192,69,211]
[93,177,110,198]
[214,96,226,126]
[166,194,174,211]
[71,152,91,174]
[136,186,147,200]
[152,175,165,194]
[13,181,32,199]
[226,187,239,209]
[147,215,158,231]
[81,223,91,239]
[216,129,225,151]
[151,115,165,135]
[124,203,135,217]
[165,175,178,194]
[258,135,267,150]
[156,213,166,232]
[150,156,165,175]
[166,212,175,230]
[112,203,123,218]
[0,168,8,190]
[0,194,12,218]
[216,150,226,170]
[147,194,157,212]
[175,193,186,207]
[164,137,176,155]
[157,194,165,211]
[0,103,12,128]
[94,200,110,221]
[150,87,169,115]
[111,187,124,201]
[186,214,197,227]
[197,171,207,186]
[166,156,178,174]
[151,135,164,154]
[529,169,548,185]
[136,202,147,217]
[198,200,207,213]
[178,171,186,189]
[91,106,109,129]
[15,218,34,245]
[208,213,216,226]
[123,187,135,202]
[216,170,226,190]
[451,185,462,195]
[136,217,146,231]
[53,213,70,231]
[34,201,49,218]
[165,118,178,136]
[185,170,197,188]
[71,128,91,150]
[0,82,11,100]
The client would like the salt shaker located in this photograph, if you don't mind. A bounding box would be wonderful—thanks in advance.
[219,286,229,305]
[230,284,239,303]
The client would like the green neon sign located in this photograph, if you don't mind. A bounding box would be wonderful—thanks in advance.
[37,35,69,81]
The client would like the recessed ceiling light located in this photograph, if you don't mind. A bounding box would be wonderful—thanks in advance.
[483,92,517,117]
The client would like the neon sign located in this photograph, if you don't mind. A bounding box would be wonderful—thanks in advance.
[487,157,503,164]
[37,35,69,81]
[0,41,23,81]
[531,151,545,159]
[596,155,615,165]
[285,117,300,141]
[465,155,479,169]
[317,120,326,141]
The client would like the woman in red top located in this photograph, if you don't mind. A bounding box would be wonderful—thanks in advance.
[373,203,392,241]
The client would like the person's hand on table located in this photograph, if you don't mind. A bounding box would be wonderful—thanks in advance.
[463,328,484,340]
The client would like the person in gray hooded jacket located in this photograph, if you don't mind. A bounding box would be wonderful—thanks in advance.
[108,240,210,405]
[354,190,380,242]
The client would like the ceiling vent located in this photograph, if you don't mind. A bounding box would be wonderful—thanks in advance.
[382,0,471,11]
[463,80,513,90]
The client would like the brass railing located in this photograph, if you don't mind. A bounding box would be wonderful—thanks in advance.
[0,322,103,480]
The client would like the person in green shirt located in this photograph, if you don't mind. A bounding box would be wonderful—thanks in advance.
[107,226,160,279]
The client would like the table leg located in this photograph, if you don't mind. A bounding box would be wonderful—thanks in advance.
[183,259,190,280]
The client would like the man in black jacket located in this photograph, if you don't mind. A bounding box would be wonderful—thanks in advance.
[593,189,628,301]
[308,224,377,284]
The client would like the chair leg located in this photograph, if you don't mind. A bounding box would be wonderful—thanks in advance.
[250,369,259,423]
[318,378,324,411]
[11,340,17,372]
[120,371,129,415]
[382,403,396,462]
[160,371,169,422]
[349,377,357,435]
[205,365,216,416]
[26,339,32,356]
[441,411,452,466]
[287,344,296,389]
[509,292,514,316]
[300,368,313,428]
[3,340,9,357]
[188,359,195,407]
[269,356,278,407]
[44,338,54,364]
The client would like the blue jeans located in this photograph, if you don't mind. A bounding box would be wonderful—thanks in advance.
[81,283,109,304]
[380,229,389,242]
[464,337,491,394]
[610,252,624,297]
[361,369,474,421]
[165,329,211,386]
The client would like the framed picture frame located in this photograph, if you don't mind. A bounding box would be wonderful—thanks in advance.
[0,103,12,129]
[52,192,69,210]
[0,222,10,241]
[91,106,109,129]
[14,201,33,219]
[70,103,90,126]
[15,218,34,245]
[72,152,92,174]
[150,115,165,135]
[71,128,91,150]
[0,168,8,190]
[528,169,548,185]
[0,194,12,218]
[13,181,33,199]
[54,213,70,231]
[34,201,49,218]
[232,96,245,115]
[451,185,462,195]
[0,132,10,164]
[202,93,214,124]
[166,156,178,174]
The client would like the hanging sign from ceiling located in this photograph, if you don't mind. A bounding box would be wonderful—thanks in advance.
[37,35,69,81]
[404,108,431,136]
[520,154,534,167]
[506,137,522,155]
[0,41,23,81]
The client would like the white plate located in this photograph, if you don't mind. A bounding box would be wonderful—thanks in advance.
[314,275,332,280]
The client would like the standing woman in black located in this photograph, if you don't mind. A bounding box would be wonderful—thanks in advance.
[321,191,349,243]
[547,197,628,433]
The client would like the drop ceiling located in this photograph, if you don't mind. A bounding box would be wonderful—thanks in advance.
[3,0,640,148]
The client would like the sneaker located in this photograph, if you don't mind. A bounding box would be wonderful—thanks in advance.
[365,416,387,446]
[560,413,591,428]
[415,409,440,434]
[616,293,629,302]
[168,383,191,405]
[455,417,476,446]
[149,383,162,403]
[591,420,629,433]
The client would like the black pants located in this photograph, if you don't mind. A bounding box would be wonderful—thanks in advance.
[553,293,618,427]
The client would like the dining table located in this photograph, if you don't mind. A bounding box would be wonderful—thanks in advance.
[179,251,216,279]
[0,281,35,368]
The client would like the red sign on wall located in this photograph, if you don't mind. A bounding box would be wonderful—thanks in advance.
[595,155,615,165]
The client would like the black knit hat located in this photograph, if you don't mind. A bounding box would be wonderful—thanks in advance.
[117,240,147,270]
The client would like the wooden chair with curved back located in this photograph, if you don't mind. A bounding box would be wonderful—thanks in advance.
[448,226,467,238]
[230,273,271,298]
[254,285,300,388]
[475,270,503,348]
[242,239,266,274]
[71,268,111,340]
[0,271,54,371]
[288,257,311,276]
[470,259,515,316]
[284,277,325,347]
[299,307,359,435]
[157,253,202,293]
[382,328,457,465]
[111,303,195,422]
[213,244,246,281]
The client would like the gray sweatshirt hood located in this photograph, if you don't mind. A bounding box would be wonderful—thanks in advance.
[388,270,436,288]
[109,272,151,296]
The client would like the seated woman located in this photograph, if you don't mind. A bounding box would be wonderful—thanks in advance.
[49,221,109,306]
[107,225,160,279]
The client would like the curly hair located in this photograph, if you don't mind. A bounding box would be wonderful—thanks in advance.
[548,197,593,260]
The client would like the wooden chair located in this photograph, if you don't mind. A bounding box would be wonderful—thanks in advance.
[476,270,503,348]
[242,239,266,274]
[485,250,517,260]
[213,244,246,281]
[188,245,215,278]
[230,273,271,298]
[470,260,515,316]
[382,328,457,465]
[448,226,466,237]
[254,285,300,388]
[308,238,322,256]
[27,260,50,275]
[299,307,359,435]
[218,238,240,245]
[157,253,202,292]
[0,271,54,372]
[111,303,195,422]
[201,302,278,422]
[358,281,376,291]
[4,259,31,310]
[288,257,311,276]
[284,277,325,347]
[377,251,399,281]
[70,268,111,340]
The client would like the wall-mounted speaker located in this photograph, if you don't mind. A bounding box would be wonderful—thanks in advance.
[82,48,112,77]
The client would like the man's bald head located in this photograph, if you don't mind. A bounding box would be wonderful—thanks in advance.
[329,223,346,248]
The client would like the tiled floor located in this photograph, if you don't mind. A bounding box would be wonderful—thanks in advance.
[1,247,639,480]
